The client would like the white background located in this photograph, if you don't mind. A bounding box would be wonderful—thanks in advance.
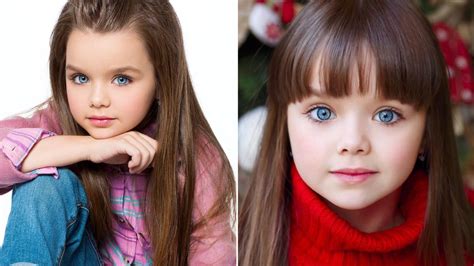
[0,1,237,245]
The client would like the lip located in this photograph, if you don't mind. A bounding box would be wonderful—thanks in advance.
[329,168,378,184]
[87,116,116,127]
[89,116,114,120]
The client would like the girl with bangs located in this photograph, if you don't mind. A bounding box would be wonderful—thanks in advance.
[0,0,235,265]
[239,0,474,265]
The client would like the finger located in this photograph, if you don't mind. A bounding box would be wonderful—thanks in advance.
[130,132,156,157]
[132,131,158,152]
[127,132,157,169]
[124,138,148,173]
[123,134,151,173]
[138,133,158,168]
[119,138,142,171]
[139,136,157,167]
[127,133,154,173]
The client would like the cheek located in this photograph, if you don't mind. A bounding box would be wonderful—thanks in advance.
[66,89,83,116]
[116,91,154,119]
[290,128,328,162]
[288,113,331,174]
[372,125,424,172]
[121,97,147,115]
[382,143,416,170]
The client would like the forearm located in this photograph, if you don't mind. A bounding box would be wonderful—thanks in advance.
[20,135,93,173]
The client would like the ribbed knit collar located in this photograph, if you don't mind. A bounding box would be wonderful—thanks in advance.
[289,163,428,265]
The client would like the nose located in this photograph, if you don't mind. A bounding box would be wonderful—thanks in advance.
[89,83,110,108]
[336,119,370,156]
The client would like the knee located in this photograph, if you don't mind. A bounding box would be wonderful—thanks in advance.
[12,168,87,211]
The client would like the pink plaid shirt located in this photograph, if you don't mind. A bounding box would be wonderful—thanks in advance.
[0,105,235,265]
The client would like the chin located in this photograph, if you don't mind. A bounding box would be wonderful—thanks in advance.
[324,194,377,211]
[87,129,121,139]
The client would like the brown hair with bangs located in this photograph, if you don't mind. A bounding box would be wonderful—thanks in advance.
[47,0,235,265]
[239,0,474,265]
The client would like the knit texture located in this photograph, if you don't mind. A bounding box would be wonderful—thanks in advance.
[289,164,428,266]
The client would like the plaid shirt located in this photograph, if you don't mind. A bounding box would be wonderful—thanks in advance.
[0,106,235,265]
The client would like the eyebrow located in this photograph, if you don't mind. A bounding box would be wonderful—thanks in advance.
[65,64,143,75]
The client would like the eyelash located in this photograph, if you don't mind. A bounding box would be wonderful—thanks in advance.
[305,105,404,126]
[375,107,404,126]
[68,74,83,84]
[305,105,334,124]
[68,73,133,86]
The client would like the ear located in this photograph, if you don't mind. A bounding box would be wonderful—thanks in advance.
[417,137,426,162]
[418,146,424,155]
[418,126,429,155]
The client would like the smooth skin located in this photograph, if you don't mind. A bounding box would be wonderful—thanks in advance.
[287,54,426,233]
[21,28,158,174]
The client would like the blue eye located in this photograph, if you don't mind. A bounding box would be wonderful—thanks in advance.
[374,109,400,124]
[73,74,89,84]
[113,75,130,86]
[309,106,335,122]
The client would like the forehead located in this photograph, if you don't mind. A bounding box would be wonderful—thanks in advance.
[308,43,380,98]
[268,0,445,113]
[65,28,152,71]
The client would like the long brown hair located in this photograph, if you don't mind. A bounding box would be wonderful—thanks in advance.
[48,0,235,265]
[239,0,474,265]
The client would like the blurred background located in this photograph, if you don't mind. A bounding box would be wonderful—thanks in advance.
[238,0,474,201]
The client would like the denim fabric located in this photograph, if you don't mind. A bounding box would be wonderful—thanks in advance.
[0,168,102,265]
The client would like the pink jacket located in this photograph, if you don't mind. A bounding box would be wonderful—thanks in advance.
[0,104,236,265]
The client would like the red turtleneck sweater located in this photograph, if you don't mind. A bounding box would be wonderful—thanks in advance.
[289,165,431,265]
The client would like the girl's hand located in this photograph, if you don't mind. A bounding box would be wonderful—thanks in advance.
[88,131,158,174]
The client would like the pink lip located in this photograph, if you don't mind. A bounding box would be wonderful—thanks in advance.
[89,116,114,120]
[329,168,378,183]
[88,116,116,127]
[330,168,378,176]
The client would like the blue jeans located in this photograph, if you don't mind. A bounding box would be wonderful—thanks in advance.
[0,168,102,265]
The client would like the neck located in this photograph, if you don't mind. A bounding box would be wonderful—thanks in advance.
[325,187,404,233]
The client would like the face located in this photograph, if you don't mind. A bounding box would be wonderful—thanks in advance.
[287,59,427,211]
[65,28,156,139]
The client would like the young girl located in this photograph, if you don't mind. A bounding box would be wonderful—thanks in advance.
[0,0,235,265]
[239,1,474,265]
